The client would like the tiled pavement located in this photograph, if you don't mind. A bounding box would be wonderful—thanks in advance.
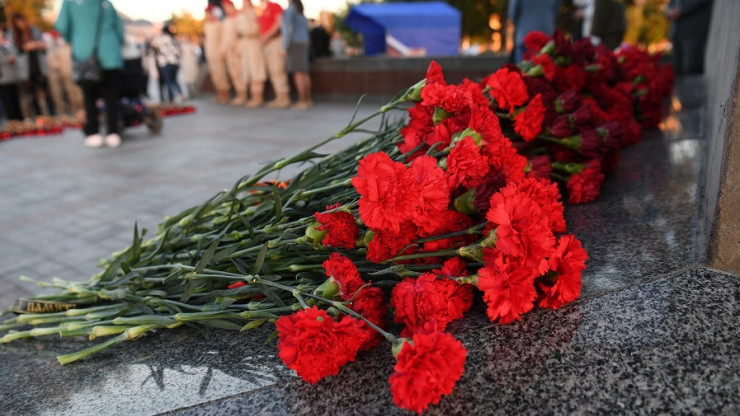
[0,89,737,415]
[0,98,383,310]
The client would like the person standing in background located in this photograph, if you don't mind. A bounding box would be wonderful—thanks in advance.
[258,0,290,109]
[282,0,311,109]
[591,0,627,50]
[10,13,55,117]
[180,35,200,98]
[507,0,562,63]
[220,0,247,106]
[573,0,595,42]
[0,28,23,121]
[237,1,267,108]
[46,30,84,117]
[55,0,125,148]
[666,0,714,76]
[309,19,331,60]
[152,23,185,103]
[204,3,231,104]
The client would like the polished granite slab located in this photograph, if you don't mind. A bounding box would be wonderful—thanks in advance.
[1,81,736,414]
[168,267,738,416]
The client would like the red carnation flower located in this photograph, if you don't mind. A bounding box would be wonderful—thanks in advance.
[323,252,364,298]
[391,272,473,334]
[514,94,546,141]
[515,177,566,233]
[409,155,451,234]
[276,306,366,384]
[435,257,469,278]
[549,114,573,138]
[482,135,528,183]
[566,167,604,204]
[523,31,550,52]
[314,204,358,249]
[353,152,421,232]
[555,91,582,113]
[366,222,418,263]
[389,330,467,414]
[527,155,553,180]
[486,67,529,113]
[424,60,446,86]
[477,250,537,324]
[446,136,489,190]
[349,284,388,351]
[467,106,505,144]
[323,253,387,350]
[399,103,434,156]
[538,234,587,309]
[532,54,557,81]
[486,183,555,274]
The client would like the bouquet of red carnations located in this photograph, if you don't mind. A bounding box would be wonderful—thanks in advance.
[0,32,672,414]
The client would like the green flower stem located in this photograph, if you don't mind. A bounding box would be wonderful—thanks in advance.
[384,249,460,263]
[299,178,353,197]
[410,223,487,244]
[251,277,397,344]
[57,324,160,365]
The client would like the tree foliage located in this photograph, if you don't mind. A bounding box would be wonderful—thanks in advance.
[170,11,203,38]
[4,0,53,30]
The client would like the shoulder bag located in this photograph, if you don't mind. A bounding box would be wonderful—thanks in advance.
[73,0,105,85]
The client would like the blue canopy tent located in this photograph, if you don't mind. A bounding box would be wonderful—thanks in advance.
[345,2,462,56]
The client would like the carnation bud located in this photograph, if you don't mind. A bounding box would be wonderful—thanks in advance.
[313,279,340,300]
[304,222,327,244]
[450,127,483,148]
[360,230,375,247]
[551,161,584,175]
[458,244,483,262]
[433,107,450,124]
[540,40,556,55]
[549,115,573,138]
[571,104,593,127]
[555,91,581,113]
[453,188,478,215]
[525,64,544,78]
[391,338,411,358]
[403,79,426,102]
[578,128,604,158]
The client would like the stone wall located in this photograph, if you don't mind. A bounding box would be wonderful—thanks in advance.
[310,56,507,100]
[698,0,740,273]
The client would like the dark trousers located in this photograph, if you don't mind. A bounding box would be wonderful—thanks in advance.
[0,83,23,121]
[672,36,707,76]
[81,70,120,136]
[161,64,181,102]
[26,76,56,116]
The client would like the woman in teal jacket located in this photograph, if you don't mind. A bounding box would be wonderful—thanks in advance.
[55,0,125,148]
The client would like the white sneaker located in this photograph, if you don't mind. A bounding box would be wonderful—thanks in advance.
[105,133,121,148]
[84,134,104,148]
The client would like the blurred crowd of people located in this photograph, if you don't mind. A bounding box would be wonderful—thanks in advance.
[0,13,84,123]
[204,0,326,110]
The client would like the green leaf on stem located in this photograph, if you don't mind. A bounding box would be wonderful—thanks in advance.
[253,243,269,275]
[240,318,267,332]
[194,239,220,274]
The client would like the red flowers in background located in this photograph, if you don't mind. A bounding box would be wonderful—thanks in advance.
[514,94,546,141]
[566,167,605,204]
[485,67,529,112]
